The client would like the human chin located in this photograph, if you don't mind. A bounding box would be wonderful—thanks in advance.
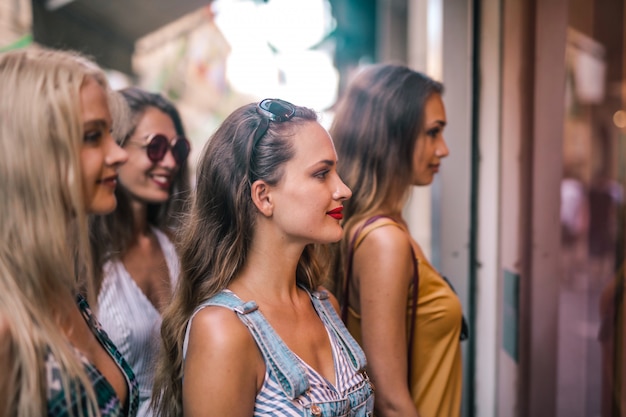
[137,188,171,204]
[324,224,344,243]
[86,193,118,215]
[413,172,435,186]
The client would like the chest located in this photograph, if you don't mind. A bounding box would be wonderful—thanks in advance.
[121,241,172,312]
[262,305,336,384]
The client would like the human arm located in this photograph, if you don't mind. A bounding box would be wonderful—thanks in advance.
[182,306,265,417]
[354,226,421,417]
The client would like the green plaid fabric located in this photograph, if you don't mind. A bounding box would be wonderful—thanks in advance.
[46,295,139,416]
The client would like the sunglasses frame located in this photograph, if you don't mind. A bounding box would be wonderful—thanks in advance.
[251,99,296,148]
[143,133,190,165]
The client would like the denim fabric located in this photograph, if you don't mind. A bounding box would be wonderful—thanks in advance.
[193,288,374,416]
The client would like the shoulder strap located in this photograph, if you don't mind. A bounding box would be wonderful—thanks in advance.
[183,291,309,399]
[406,254,419,385]
[340,216,419,386]
[309,289,367,371]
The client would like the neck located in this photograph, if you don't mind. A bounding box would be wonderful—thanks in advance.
[129,198,150,236]
[56,289,78,332]
[229,235,305,303]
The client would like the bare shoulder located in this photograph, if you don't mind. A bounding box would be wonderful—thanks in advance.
[185,305,263,376]
[352,220,415,292]
[187,305,256,355]
[357,221,414,262]
[183,305,262,416]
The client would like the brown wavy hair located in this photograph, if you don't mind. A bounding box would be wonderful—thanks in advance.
[151,101,321,416]
[328,63,444,297]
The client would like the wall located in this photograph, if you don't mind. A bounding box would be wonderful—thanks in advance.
[475,0,502,414]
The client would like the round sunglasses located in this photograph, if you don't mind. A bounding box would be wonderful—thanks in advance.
[129,133,191,165]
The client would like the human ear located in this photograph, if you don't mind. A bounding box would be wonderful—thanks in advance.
[250,180,273,217]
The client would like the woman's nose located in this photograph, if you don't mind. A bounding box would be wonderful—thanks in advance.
[106,135,128,166]
[333,176,352,201]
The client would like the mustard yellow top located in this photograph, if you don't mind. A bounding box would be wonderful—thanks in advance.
[345,219,463,417]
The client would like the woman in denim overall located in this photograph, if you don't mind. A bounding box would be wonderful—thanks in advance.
[152,99,374,417]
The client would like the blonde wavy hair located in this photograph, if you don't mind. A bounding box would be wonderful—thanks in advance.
[0,47,125,417]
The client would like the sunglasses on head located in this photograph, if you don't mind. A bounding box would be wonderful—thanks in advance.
[252,98,296,147]
[136,133,190,165]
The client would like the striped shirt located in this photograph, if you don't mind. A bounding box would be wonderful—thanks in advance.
[253,326,369,415]
[97,227,179,417]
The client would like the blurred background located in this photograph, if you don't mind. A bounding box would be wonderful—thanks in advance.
[1,0,625,416]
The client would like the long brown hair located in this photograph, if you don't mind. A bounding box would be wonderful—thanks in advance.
[328,63,444,297]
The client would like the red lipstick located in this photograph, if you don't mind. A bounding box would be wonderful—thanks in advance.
[326,206,344,220]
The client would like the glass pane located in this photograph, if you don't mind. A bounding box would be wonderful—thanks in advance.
[559,1,626,416]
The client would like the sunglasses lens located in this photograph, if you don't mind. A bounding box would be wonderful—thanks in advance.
[258,99,295,122]
[146,134,169,163]
[172,138,190,164]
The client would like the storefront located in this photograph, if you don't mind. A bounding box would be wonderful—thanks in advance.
[2,0,624,415]
[391,1,625,416]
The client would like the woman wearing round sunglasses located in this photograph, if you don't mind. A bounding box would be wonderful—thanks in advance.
[90,87,191,417]
[152,99,375,417]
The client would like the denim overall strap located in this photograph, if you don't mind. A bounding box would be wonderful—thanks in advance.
[184,291,310,400]
[309,289,368,372]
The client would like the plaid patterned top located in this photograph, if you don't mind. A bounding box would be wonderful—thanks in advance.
[46,295,139,417]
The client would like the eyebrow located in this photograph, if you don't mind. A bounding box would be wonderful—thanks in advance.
[83,119,109,129]
[308,159,335,171]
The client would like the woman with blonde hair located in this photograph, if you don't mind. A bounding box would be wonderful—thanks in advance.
[0,47,138,416]
[330,63,463,417]
[152,99,374,416]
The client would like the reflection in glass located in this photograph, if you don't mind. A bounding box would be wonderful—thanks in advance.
[559,2,626,415]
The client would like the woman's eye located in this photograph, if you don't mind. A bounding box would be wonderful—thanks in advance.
[315,170,329,179]
[84,130,103,143]
[426,128,440,138]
